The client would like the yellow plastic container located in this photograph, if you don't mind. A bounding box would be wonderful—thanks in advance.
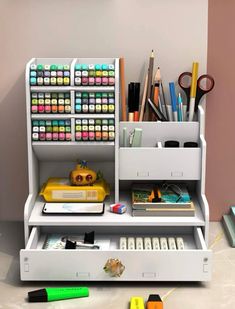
[40,178,110,202]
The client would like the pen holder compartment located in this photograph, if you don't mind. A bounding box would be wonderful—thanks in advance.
[119,122,201,180]
[119,121,200,147]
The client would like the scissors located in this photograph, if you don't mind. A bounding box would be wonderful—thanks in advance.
[178,72,215,112]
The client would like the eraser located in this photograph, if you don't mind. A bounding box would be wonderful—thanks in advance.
[110,203,126,214]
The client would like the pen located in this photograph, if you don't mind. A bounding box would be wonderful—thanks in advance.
[148,99,167,121]
[155,67,169,120]
[188,62,199,121]
[178,93,183,121]
[169,82,177,121]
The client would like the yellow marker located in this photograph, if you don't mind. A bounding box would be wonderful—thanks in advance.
[188,62,199,121]
[130,297,145,309]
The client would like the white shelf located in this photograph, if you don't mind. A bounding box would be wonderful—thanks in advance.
[32,142,115,161]
[31,114,115,119]
[29,191,205,227]
[30,86,115,92]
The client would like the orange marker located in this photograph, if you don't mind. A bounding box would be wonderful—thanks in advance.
[147,295,163,309]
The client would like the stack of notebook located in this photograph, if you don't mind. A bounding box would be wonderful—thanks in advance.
[132,184,195,217]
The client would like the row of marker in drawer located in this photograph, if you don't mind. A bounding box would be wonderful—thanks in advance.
[75,92,115,114]
[75,119,115,141]
[74,77,114,86]
[119,237,185,250]
[31,92,71,114]
[74,63,115,86]
[32,120,71,141]
[30,64,70,86]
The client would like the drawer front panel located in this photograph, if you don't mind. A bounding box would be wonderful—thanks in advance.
[119,148,201,180]
[20,249,211,281]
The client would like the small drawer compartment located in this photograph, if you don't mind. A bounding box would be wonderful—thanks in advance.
[29,58,72,86]
[20,226,211,281]
[75,118,115,142]
[32,119,72,142]
[75,91,115,114]
[31,91,71,114]
[74,60,115,86]
[119,147,201,180]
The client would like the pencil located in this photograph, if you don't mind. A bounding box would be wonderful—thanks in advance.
[151,81,159,120]
[139,74,148,121]
[156,67,169,120]
[119,57,127,121]
[145,50,154,120]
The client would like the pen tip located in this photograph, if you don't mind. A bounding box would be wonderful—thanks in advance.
[155,67,161,81]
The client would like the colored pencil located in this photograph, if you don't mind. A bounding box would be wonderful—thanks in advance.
[120,58,127,121]
[139,74,148,121]
[145,50,154,120]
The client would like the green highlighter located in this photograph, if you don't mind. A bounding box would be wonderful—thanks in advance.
[28,287,89,302]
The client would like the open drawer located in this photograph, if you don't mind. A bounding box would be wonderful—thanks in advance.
[119,148,201,180]
[20,226,212,281]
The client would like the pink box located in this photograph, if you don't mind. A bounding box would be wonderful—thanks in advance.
[82,77,89,85]
[59,133,65,141]
[39,133,46,141]
[89,132,95,140]
[102,77,108,85]
[52,133,59,141]
[88,77,95,85]
[65,133,72,141]
[108,77,115,85]
[45,105,51,113]
[101,98,108,104]
[38,105,45,113]
[95,77,102,85]
[82,132,89,140]
[57,71,63,77]
[46,133,52,141]
[31,106,38,113]
[75,132,82,140]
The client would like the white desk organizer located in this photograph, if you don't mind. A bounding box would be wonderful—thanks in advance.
[20,58,211,281]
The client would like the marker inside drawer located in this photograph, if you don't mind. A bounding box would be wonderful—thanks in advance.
[160,237,168,250]
[119,237,127,250]
[144,237,152,250]
[168,237,177,250]
[136,237,144,250]
[176,237,185,250]
[128,237,135,250]
[152,237,160,250]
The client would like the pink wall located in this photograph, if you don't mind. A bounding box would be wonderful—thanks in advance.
[206,0,235,220]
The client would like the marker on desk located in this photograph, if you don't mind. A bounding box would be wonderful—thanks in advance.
[147,295,163,309]
[28,287,89,302]
[130,297,145,309]
[169,82,177,121]
[188,62,199,121]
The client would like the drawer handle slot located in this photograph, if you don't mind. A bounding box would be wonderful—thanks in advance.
[137,171,150,177]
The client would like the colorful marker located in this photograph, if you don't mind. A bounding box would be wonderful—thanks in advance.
[28,287,89,303]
